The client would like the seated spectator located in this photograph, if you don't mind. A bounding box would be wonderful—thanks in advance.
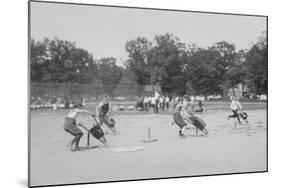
[128,105,135,111]
[136,97,143,111]
[64,100,70,109]
[195,100,204,112]
[165,96,170,110]
[119,105,125,111]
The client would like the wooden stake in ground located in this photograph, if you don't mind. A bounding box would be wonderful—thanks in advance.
[141,128,158,143]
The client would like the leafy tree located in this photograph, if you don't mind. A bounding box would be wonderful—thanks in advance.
[210,41,236,68]
[125,37,152,85]
[30,37,98,84]
[64,47,96,83]
[208,41,238,95]
[97,57,123,96]
[147,33,186,94]
[245,32,267,94]
[224,50,247,88]
[184,49,222,96]
[30,32,267,98]
[30,38,48,82]
[113,68,140,97]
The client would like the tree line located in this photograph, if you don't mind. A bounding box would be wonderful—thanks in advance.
[30,38,123,96]
[30,32,267,97]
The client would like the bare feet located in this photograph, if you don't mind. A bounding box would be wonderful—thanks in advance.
[67,142,75,152]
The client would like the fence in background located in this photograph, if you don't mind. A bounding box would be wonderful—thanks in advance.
[30,82,145,100]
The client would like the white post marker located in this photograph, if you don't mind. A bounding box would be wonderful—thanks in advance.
[141,128,158,142]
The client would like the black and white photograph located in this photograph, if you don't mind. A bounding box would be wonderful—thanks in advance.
[28,1,267,187]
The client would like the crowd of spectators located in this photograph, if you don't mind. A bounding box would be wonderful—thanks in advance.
[30,96,85,110]
[135,94,204,113]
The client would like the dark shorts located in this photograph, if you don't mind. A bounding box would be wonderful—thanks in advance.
[64,117,83,136]
[232,110,239,117]
[173,113,187,128]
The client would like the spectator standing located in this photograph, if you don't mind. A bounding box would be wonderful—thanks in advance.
[165,96,170,110]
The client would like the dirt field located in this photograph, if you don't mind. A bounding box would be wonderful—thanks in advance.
[30,104,267,187]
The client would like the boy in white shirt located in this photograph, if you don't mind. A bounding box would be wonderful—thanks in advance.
[143,96,149,112]
[154,90,160,113]
[228,96,242,123]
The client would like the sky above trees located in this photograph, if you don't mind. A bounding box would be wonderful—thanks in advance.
[30,1,266,66]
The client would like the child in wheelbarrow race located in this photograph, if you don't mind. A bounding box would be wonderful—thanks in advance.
[173,101,194,137]
[228,96,243,123]
[63,108,95,151]
[173,98,208,137]
[96,96,117,134]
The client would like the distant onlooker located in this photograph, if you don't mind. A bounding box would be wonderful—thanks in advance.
[53,103,58,110]
[148,97,152,110]
[119,105,125,111]
[112,105,118,112]
[143,96,149,112]
[159,96,164,110]
[165,96,170,110]
[151,97,156,112]
[195,100,204,112]
[260,94,267,101]
[175,96,178,104]
[171,96,176,110]
[136,97,143,111]
[127,105,135,111]
[64,100,70,109]
[154,90,160,113]
[51,96,57,104]
[190,95,195,111]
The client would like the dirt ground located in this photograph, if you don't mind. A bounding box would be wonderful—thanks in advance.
[30,105,267,187]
